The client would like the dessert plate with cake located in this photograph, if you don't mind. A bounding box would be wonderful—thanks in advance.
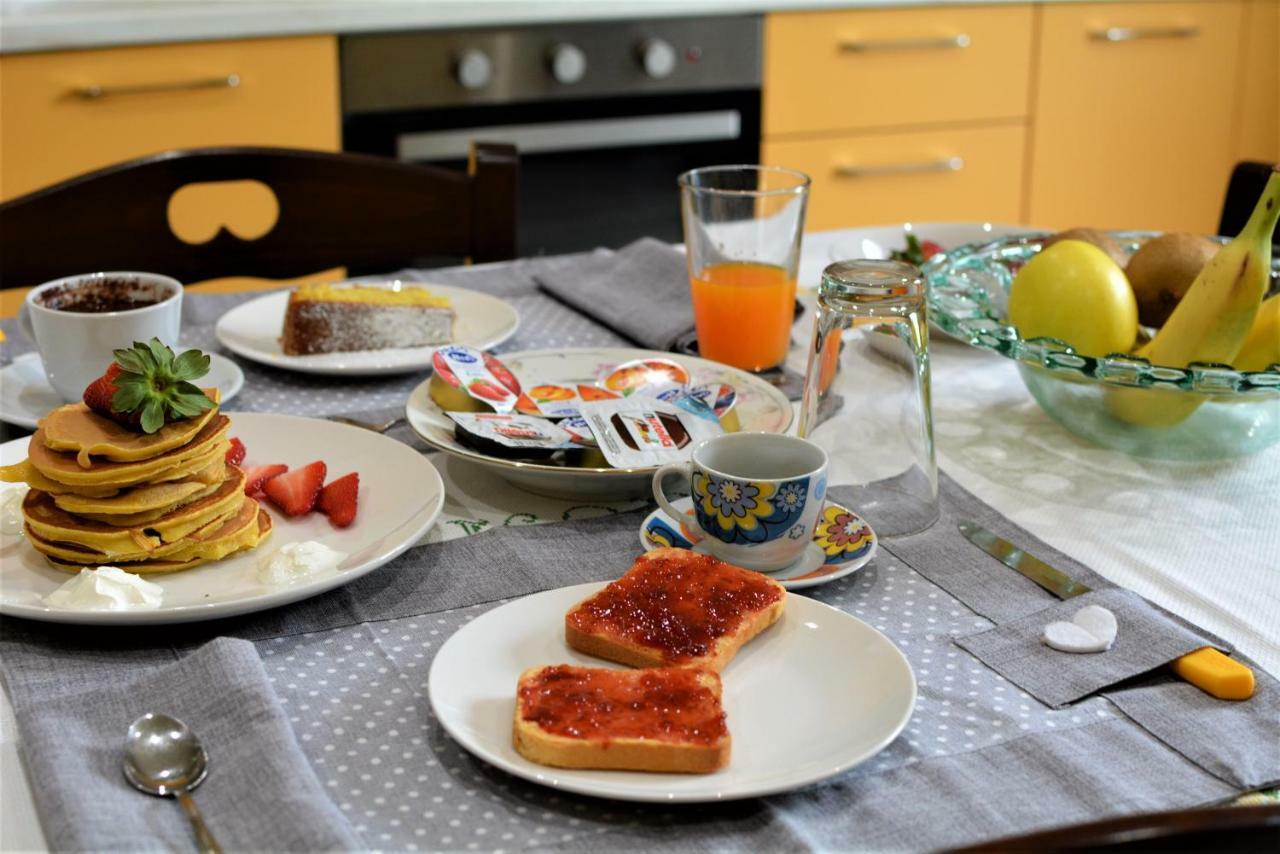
[429,549,917,802]
[405,347,793,500]
[0,342,443,624]
[214,280,519,376]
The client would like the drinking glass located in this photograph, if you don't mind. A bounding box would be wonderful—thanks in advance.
[678,165,810,372]
[799,260,938,537]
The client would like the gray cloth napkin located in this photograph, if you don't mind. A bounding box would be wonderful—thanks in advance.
[0,637,360,851]
[533,237,694,350]
[957,588,1221,708]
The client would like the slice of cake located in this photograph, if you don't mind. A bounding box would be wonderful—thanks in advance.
[281,283,455,355]
[565,548,786,672]
[513,664,730,773]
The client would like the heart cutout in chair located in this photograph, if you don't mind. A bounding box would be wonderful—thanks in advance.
[1041,604,1118,654]
[167,179,279,245]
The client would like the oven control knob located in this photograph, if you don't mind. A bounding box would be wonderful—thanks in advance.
[548,43,587,85]
[638,38,678,79]
[455,49,493,91]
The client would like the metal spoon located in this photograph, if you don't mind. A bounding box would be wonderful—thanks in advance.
[123,713,222,853]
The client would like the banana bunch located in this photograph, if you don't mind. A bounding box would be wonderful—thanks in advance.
[1106,166,1280,427]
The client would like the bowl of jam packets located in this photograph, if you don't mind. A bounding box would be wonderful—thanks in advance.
[405,346,793,500]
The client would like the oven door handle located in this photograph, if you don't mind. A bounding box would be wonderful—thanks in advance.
[396,110,743,160]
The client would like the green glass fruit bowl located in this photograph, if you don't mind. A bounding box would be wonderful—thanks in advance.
[923,232,1280,460]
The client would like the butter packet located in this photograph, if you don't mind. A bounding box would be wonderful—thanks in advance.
[578,397,722,469]
[430,346,522,414]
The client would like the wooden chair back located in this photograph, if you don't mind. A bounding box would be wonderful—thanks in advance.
[0,143,518,289]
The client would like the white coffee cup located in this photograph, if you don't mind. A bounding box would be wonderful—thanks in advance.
[653,432,829,572]
[19,272,183,403]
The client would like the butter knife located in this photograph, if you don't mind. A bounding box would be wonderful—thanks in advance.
[958,520,1254,701]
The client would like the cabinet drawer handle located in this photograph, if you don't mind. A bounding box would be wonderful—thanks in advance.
[836,157,965,178]
[839,33,971,53]
[70,73,241,100]
[1088,25,1201,42]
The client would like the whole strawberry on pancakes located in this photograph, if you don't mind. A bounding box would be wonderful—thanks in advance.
[0,338,271,574]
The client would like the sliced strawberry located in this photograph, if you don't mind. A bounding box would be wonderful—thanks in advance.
[225,437,246,467]
[83,363,124,418]
[920,240,944,260]
[318,472,359,528]
[263,461,327,516]
[242,463,288,496]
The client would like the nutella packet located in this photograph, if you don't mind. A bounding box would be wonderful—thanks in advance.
[578,397,722,468]
[430,346,522,414]
[448,412,578,459]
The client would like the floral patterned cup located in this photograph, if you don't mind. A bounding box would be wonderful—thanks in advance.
[652,433,828,572]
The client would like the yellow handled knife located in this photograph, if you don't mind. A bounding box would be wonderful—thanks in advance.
[958,520,1254,700]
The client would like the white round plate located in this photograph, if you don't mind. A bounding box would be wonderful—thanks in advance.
[213,283,519,376]
[0,413,443,625]
[429,581,916,802]
[825,221,1035,263]
[0,351,244,431]
[405,347,794,501]
[640,497,877,589]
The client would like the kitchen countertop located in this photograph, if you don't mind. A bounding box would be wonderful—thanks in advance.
[3,0,1081,54]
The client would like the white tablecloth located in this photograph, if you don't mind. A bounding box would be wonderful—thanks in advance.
[2,228,1277,850]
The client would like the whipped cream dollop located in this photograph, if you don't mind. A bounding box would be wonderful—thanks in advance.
[257,541,348,585]
[0,483,29,536]
[43,566,163,611]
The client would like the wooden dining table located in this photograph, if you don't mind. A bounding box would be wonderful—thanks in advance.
[0,226,1276,850]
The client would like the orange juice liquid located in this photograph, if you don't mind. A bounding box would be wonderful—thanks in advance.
[691,261,796,371]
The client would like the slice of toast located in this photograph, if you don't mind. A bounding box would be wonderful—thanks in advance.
[565,547,786,672]
[513,664,730,773]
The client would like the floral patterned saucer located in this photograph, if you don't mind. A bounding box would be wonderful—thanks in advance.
[639,498,877,590]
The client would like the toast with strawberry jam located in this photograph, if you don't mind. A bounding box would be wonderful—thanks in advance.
[565,548,786,672]
[513,664,730,773]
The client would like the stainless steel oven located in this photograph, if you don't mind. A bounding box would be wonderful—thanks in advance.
[340,17,762,257]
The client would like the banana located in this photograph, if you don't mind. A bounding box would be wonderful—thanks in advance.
[1233,293,1280,371]
[1106,166,1280,427]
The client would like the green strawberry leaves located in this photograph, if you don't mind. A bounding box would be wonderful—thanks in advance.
[108,338,216,433]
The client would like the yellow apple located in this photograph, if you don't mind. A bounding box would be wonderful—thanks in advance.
[1008,239,1138,358]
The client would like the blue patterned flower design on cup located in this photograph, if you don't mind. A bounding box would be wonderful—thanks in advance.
[692,471,809,545]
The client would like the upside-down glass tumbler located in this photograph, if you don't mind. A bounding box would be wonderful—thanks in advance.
[799,260,938,537]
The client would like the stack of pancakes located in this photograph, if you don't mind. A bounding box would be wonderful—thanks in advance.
[0,390,271,573]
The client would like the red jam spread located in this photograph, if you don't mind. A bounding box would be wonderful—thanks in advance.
[566,552,783,662]
[518,665,727,744]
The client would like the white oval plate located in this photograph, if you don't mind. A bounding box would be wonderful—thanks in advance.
[0,413,443,625]
[429,581,916,803]
[825,221,1034,264]
[0,351,244,431]
[214,283,519,376]
[404,347,794,501]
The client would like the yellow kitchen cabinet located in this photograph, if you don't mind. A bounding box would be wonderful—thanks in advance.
[1232,0,1280,163]
[1028,1,1244,233]
[0,36,340,200]
[764,4,1034,137]
[0,36,341,312]
[764,124,1026,229]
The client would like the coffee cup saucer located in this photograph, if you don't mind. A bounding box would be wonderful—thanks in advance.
[639,497,877,589]
[0,351,245,429]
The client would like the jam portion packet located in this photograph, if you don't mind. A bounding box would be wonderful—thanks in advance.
[578,397,722,468]
[430,346,522,414]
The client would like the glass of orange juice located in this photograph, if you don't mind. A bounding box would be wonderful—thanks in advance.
[678,165,810,372]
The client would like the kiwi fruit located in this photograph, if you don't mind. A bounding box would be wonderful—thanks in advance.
[1125,233,1219,327]
[1042,227,1128,269]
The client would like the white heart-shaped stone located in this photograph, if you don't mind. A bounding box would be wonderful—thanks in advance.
[1041,605,1118,653]
[1073,605,1118,647]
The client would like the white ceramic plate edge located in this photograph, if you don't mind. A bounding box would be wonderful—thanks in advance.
[427,583,917,803]
[213,286,520,376]
[0,414,444,625]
